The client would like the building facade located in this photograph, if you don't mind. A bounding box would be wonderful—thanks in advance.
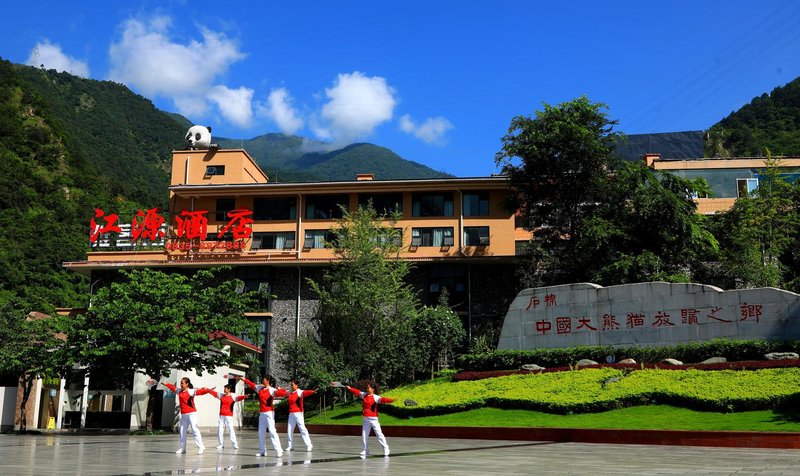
[49,147,527,429]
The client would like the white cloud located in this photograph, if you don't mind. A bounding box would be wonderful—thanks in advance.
[108,16,248,121]
[257,87,304,135]
[399,114,454,145]
[26,41,89,78]
[317,71,396,145]
[207,85,254,128]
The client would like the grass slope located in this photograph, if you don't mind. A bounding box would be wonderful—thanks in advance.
[307,404,800,432]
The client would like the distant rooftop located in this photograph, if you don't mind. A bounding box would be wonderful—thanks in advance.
[616,131,704,162]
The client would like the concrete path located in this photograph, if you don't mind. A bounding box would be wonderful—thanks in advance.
[0,431,798,475]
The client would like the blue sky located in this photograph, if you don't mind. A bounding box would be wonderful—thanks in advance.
[2,1,800,177]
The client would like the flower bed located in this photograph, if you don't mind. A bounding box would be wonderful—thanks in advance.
[453,359,800,382]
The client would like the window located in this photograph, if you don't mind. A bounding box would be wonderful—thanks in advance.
[358,193,403,215]
[411,227,454,247]
[251,232,296,250]
[215,198,236,222]
[412,192,454,217]
[305,195,349,219]
[205,165,225,176]
[426,264,467,307]
[736,178,758,197]
[254,197,296,220]
[376,228,403,247]
[464,226,490,246]
[463,192,489,217]
[303,230,337,249]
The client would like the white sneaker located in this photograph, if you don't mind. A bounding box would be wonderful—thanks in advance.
[233,445,239,450]
[197,447,205,455]
[216,445,223,450]
[360,450,368,456]
[175,448,185,454]
[255,452,265,457]
[384,449,390,456]
[306,445,313,451]
[284,446,293,451]
[276,450,283,457]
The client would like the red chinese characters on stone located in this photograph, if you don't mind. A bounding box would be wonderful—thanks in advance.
[525,296,540,311]
[681,308,699,325]
[89,208,122,243]
[175,210,209,240]
[652,311,674,327]
[536,320,552,335]
[131,208,165,241]
[217,209,254,240]
[556,317,571,334]
[602,313,620,330]
[544,293,557,307]
[626,313,645,328]
[740,303,762,323]
[706,306,731,323]
[576,317,596,331]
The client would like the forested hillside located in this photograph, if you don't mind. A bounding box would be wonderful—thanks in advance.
[216,135,452,182]
[706,76,800,157]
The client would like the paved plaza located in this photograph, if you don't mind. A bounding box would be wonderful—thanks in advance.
[1,431,799,475]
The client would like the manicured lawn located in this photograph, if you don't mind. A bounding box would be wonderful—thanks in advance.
[307,403,800,432]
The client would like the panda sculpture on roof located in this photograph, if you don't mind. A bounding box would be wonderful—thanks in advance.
[185,125,213,150]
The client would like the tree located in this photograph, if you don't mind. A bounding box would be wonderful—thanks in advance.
[710,154,800,289]
[308,204,420,385]
[0,303,70,431]
[496,96,719,287]
[411,291,466,378]
[67,268,259,430]
[587,162,718,284]
[495,96,621,285]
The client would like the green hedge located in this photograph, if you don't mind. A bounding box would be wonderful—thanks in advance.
[382,368,800,417]
[455,339,800,371]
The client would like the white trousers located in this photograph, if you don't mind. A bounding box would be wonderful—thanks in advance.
[258,411,282,453]
[178,412,204,449]
[217,415,238,447]
[287,412,312,449]
[361,416,388,453]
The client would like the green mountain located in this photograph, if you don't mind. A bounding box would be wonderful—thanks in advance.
[216,135,452,182]
[706,76,800,157]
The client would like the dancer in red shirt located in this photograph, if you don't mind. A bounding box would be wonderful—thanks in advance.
[208,384,247,450]
[159,377,212,454]
[240,375,287,457]
[285,379,315,452]
[333,381,394,456]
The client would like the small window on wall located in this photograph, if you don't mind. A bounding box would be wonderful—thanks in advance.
[412,192,454,217]
[737,178,758,198]
[215,198,236,222]
[253,197,297,220]
[303,230,337,249]
[463,192,490,217]
[411,227,454,247]
[305,195,349,219]
[464,226,490,246]
[251,232,296,250]
[358,193,404,215]
[205,165,225,176]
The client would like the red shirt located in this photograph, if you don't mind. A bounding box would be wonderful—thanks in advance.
[242,378,287,412]
[209,390,247,417]
[164,383,210,414]
[347,386,394,417]
[287,389,315,413]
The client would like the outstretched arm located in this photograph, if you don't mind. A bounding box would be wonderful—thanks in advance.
[274,388,288,398]
[162,382,177,393]
[302,389,316,397]
[241,377,257,391]
[195,387,212,396]
[345,386,363,398]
